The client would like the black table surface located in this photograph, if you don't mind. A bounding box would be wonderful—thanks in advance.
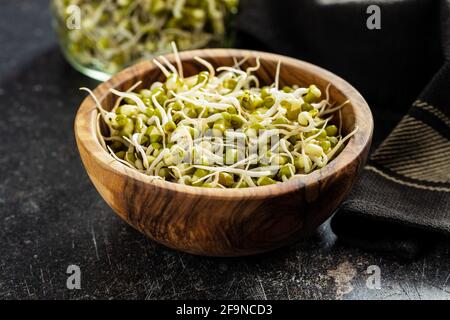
[1,0,449,300]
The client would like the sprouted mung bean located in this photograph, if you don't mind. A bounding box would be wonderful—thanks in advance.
[52,0,238,76]
[82,46,358,188]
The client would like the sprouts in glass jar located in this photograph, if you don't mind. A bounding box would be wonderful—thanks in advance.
[51,0,238,80]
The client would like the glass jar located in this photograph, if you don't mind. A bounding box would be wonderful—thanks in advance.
[51,0,239,81]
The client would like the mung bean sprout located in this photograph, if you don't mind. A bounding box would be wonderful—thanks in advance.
[81,46,358,188]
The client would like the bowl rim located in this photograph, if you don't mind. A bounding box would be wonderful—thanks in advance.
[75,48,373,200]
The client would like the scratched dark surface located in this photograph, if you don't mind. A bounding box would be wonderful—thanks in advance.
[0,0,449,300]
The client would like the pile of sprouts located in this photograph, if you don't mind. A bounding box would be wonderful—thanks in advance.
[52,0,238,75]
[82,44,358,188]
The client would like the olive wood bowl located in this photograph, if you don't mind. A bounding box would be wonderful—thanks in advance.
[75,49,373,256]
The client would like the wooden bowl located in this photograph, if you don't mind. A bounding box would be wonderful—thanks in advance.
[75,49,373,256]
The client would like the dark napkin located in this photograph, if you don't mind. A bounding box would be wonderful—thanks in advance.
[332,0,450,259]
[332,62,450,260]
[235,0,450,258]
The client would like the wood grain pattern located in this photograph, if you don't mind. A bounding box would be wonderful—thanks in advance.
[74,49,373,256]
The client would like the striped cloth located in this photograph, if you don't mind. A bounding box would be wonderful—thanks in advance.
[369,101,450,192]
[331,0,450,258]
[331,62,450,259]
